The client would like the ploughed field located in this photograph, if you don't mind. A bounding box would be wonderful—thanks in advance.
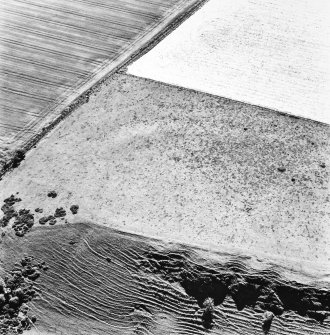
[0,220,329,334]
[0,0,203,173]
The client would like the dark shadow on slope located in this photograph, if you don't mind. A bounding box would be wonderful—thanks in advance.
[140,250,330,329]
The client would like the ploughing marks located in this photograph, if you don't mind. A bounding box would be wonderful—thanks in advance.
[0,0,204,176]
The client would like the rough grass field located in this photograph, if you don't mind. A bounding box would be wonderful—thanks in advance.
[1,74,329,267]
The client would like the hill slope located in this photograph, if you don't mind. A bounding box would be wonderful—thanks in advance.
[0,222,329,334]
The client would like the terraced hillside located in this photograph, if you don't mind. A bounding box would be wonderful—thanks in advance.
[0,0,204,173]
[0,222,329,334]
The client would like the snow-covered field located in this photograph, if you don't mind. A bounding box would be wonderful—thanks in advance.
[128,0,330,124]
